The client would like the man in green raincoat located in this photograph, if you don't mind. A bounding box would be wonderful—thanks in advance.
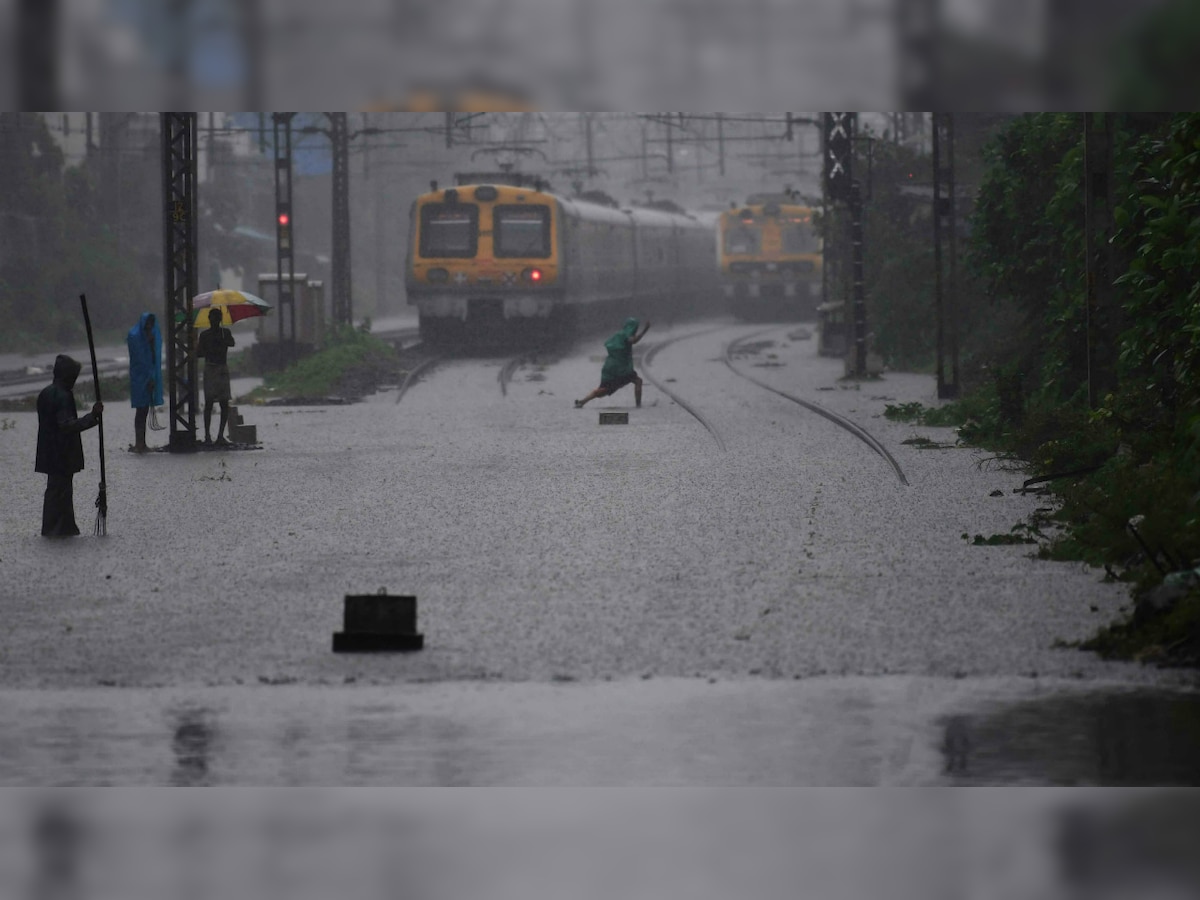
[575,317,651,408]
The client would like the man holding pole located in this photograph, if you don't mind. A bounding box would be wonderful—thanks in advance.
[35,355,103,537]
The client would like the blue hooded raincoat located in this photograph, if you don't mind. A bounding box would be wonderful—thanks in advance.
[127,312,163,408]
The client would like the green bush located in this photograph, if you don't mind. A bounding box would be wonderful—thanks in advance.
[259,327,398,399]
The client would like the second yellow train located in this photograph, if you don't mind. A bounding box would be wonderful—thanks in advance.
[718,194,823,321]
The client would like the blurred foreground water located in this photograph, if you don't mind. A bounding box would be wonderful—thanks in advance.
[1,786,1199,899]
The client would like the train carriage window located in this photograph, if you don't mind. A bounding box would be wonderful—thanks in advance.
[782,225,819,254]
[724,225,760,254]
[420,204,478,258]
[494,205,551,258]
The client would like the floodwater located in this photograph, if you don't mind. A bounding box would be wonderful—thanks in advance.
[1,677,1197,786]
[4,320,1199,794]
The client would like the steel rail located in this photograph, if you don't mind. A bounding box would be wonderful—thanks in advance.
[639,328,729,452]
[723,331,909,486]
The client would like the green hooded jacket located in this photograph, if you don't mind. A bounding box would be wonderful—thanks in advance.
[601,318,639,382]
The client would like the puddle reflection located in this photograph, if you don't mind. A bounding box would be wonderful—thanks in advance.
[941,689,1200,785]
[170,707,216,786]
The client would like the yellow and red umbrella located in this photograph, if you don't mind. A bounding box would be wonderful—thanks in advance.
[190,290,272,326]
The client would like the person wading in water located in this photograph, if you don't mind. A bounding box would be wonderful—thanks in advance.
[574,317,651,409]
[35,355,103,536]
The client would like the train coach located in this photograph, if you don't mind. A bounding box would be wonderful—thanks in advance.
[405,180,720,346]
[719,194,823,321]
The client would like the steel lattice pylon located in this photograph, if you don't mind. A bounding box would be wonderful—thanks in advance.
[329,112,352,327]
[161,113,198,452]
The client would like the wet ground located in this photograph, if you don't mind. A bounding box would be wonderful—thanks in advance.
[1,317,1196,785]
[1,678,1198,786]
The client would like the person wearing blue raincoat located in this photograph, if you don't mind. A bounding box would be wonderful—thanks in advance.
[127,312,162,453]
[574,316,651,408]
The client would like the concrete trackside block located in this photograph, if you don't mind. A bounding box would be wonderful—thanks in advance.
[226,407,257,444]
[599,411,629,425]
[332,592,424,652]
[228,423,257,443]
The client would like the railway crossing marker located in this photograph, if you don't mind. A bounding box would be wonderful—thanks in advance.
[332,590,424,652]
[599,411,629,425]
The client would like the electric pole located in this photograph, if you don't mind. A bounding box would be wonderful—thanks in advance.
[932,112,959,399]
[329,112,352,328]
[273,112,297,366]
[824,112,867,377]
[161,113,199,452]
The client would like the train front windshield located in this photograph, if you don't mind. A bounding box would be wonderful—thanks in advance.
[724,224,760,254]
[420,204,478,257]
[494,206,551,257]
[782,225,819,254]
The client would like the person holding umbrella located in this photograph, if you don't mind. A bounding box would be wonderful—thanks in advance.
[196,307,236,445]
[35,355,103,536]
[127,312,162,453]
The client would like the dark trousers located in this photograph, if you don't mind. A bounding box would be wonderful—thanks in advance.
[134,406,148,447]
[42,473,80,537]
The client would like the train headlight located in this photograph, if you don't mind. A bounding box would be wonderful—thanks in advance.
[426,267,450,283]
[474,185,499,202]
[522,267,544,283]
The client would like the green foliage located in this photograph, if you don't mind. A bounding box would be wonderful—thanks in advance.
[259,328,399,399]
[1111,114,1200,464]
[0,116,148,350]
[957,112,1200,665]
[968,531,1037,546]
[1081,591,1200,666]
[883,401,927,422]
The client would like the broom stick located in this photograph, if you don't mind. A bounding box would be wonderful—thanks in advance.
[79,293,107,535]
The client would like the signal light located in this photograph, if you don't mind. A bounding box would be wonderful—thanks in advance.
[278,212,290,226]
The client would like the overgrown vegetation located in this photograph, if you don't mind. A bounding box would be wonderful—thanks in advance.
[245,325,402,402]
[889,113,1200,667]
[0,115,157,351]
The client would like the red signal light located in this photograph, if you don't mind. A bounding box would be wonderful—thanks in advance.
[278,213,290,226]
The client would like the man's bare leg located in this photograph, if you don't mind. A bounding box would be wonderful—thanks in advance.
[575,387,608,408]
[216,401,230,443]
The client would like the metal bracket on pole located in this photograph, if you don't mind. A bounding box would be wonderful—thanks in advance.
[161,112,198,452]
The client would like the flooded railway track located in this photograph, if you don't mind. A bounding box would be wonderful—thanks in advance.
[394,347,549,404]
[640,329,729,451]
[641,326,908,485]
[723,330,909,486]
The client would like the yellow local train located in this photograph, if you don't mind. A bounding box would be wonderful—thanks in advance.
[718,194,823,321]
[405,179,720,346]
